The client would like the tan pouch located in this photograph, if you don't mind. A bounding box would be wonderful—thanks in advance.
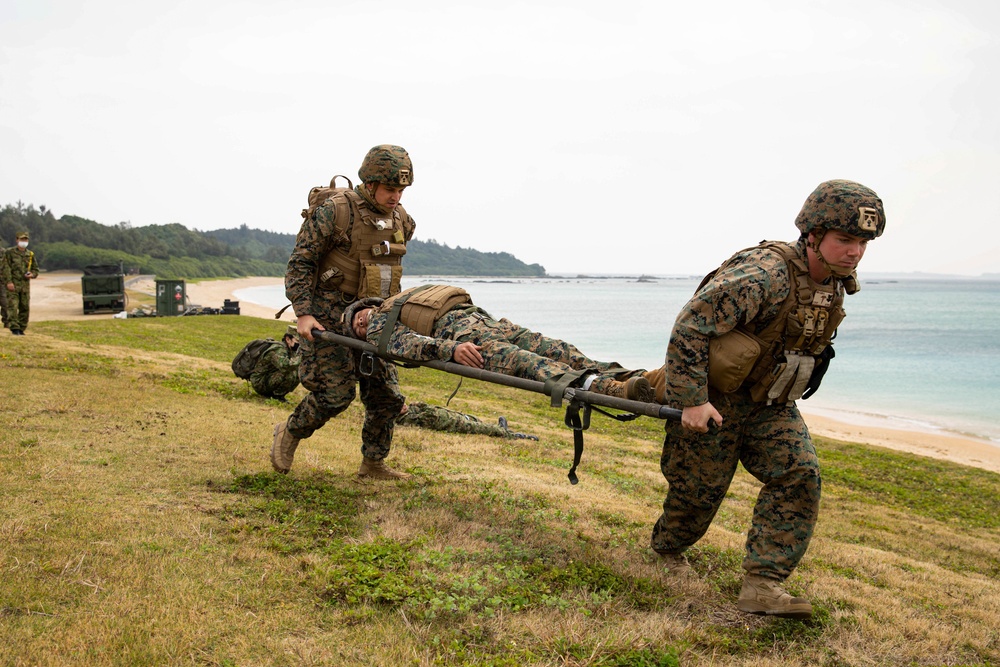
[708,329,763,393]
[359,263,403,299]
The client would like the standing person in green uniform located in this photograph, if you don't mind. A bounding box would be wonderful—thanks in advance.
[1,231,40,335]
[649,180,886,619]
[0,236,9,330]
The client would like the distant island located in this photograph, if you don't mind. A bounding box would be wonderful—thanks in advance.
[0,202,546,279]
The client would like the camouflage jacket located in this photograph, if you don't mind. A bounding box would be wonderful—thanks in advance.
[1,247,39,290]
[249,343,301,398]
[665,240,811,407]
[285,189,416,319]
[366,305,485,363]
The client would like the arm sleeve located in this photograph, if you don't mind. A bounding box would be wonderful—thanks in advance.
[366,311,459,362]
[285,203,342,318]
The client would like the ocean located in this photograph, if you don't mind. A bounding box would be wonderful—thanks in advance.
[234,276,1000,444]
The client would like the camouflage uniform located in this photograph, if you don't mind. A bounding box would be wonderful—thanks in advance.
[1,234,40,334]
[650,240,821,579]
[397,402,532,439]
[367,303,637,386]
[249,341,301,400]
[283,147,416,463]
[651,180,885,591]
[0,240,8,328]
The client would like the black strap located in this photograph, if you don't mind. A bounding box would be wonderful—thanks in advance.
[376,284,435,356]
[445,377,463,406]
[564,399,591,485]
[588,404,643,423]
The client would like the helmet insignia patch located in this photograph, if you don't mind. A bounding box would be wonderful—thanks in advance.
[858,207,879,232]
[398,169,411,186]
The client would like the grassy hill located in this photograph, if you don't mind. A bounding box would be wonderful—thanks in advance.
[2,317,998,666]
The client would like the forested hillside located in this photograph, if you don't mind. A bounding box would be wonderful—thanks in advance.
[0,203,545,278]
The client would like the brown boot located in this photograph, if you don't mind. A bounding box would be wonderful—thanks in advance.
[590,376,655,402]
[271,419,300,474]
[357,457,411,481]
[654,550,693,577]
[737,574,812,619]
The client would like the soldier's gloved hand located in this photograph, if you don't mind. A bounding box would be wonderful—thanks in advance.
[802,345,835,400]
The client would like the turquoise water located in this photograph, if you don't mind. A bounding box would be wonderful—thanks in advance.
[235,276,1000,444]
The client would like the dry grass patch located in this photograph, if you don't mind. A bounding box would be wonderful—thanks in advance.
[2,318,999,666]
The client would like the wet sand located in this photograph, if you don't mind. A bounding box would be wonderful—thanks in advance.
[22,272,1000,474]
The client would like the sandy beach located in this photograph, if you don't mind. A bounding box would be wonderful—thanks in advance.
[20,272,1000,474]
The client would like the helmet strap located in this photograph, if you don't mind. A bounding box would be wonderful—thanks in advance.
[807,228,854,279]
[358,183,392,215]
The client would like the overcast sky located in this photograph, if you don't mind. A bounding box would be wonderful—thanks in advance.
[2,0,998,276]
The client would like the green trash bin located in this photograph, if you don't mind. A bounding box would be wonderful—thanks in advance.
[155,279,187,316]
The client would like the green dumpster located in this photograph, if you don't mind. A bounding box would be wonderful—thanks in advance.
[155,279,187,316]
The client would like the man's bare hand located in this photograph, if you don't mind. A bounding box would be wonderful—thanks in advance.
[681,402,723,433]
[297,314,324,342]
[452,342,484,368]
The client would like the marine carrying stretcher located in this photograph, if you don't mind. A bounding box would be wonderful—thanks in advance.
[313,328,682,485]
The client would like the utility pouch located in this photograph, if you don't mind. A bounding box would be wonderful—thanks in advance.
[318,266,345,290]
[750,361,782,403]
[370,242,407,257]
[707,329,763,393]
[358,263,402,299]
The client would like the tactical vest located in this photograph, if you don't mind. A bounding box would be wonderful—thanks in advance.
[707,241,847,404]
[377,284,472,336]
[316,189,414,299]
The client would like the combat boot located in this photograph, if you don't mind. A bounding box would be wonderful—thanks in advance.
[358,457,411,481]
[590,376,655,403]
[654,550,693,577]
[737,574,812,619]
[271,419,300,474]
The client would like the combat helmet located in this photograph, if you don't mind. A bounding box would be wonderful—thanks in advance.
[358,145,413,186]
[342,297,383,339]
[794,180,885,241]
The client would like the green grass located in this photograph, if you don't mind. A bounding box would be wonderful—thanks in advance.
[3,316,1000,666]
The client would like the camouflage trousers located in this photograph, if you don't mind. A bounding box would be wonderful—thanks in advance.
[4,284,29,331]
[0,284,8,327]
[396,401,509,438]
[435,309,633,383]
[288,292,405,461]
[250,367,300,399]
[650,389,821,580]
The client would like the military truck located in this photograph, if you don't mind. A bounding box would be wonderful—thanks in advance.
[82,263,126,314]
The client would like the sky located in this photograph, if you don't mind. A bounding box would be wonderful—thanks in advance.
[2,0,998,276]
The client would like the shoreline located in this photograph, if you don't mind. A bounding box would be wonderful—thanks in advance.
[24,272,1000,475]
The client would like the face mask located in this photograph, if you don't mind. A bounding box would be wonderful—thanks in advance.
[17,241,28,249]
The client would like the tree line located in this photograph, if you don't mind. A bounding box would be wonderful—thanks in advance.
[0,202,546,279]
